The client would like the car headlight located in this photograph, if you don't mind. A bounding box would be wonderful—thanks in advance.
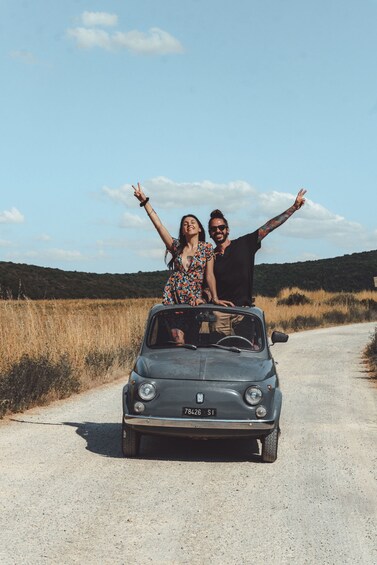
[245,386,263,406]
[138,382,157,401]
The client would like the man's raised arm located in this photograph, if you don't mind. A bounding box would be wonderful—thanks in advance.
[257,188,307,243]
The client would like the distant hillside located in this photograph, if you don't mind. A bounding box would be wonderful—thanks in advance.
[254,250,377,296]
[0,250,376,299]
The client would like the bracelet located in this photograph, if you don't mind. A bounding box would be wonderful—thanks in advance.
[147,209,156,217]
[139,197,149,207]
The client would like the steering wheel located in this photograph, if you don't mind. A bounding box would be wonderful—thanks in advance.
[216,335,254,349]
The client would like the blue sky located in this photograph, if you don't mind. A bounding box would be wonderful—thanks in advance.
[1,0,376,274]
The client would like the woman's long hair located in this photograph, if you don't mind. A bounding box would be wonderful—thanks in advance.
[166,214,206,270]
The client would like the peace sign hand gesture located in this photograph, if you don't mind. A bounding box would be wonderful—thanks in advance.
[294,188,307,210]
[132,182,147,204]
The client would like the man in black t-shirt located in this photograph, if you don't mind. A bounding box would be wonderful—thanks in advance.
[208,189,307,306]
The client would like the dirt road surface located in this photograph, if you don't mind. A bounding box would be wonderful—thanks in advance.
[1,322,376,565]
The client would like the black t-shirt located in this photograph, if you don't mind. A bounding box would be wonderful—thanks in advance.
[213,231,261,306]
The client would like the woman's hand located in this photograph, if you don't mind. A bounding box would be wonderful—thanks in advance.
[132,182,147,204]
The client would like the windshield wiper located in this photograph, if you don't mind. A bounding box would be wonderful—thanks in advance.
[210,344,241,353]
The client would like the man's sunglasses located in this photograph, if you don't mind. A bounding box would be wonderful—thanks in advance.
[209,224,227,233]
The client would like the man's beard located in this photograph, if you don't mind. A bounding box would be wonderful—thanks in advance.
[213,232,228,246]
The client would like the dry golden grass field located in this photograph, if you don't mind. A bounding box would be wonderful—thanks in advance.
[0,289,376,418]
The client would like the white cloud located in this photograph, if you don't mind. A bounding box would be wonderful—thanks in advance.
[119,212,149,229]
[235,194,377,253]
[139,247,167,260]
[96,238,136,251]
[81,11,118,27]
[10,50,38,65]
[67,13,183,55]
[67,27,112,50]
[97,236,165,256]
[10,249,85,262]
[274,200,376,248]
[46,249,84,261]
[0,207,24,224]
[102,185,132,204]
[258,190,299,214]
[147,177,256,209]
[0,239,13,248]
[35,233,52,241]
[103,177,257,211]
[112,28,184,55]
[102,176,377,264]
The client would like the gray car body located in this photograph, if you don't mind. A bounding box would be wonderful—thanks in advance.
[122,304,286,440]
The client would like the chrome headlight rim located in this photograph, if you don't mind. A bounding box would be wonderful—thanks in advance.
[138,382,157,401]
[244,386,263,406]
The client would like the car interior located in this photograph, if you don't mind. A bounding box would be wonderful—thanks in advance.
[148,308,263,351]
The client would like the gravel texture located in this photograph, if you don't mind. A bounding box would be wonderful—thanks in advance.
[0,322,376,565]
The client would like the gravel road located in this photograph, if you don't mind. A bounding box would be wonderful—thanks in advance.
[1,322,376,565]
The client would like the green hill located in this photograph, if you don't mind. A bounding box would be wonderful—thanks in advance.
[254,250,377,296]
[0,249,376,299]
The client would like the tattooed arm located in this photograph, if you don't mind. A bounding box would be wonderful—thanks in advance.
[257,188,307,243]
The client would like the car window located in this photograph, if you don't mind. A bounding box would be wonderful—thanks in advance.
[147,308,264,351]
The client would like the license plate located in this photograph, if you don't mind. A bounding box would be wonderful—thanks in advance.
[182,407,217,417]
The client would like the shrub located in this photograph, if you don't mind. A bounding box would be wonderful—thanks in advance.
[0,354,80,418]
[290,315,319,331]
[325,293,360,307]
[85,346,135,378]
[360,298,377,311]
[322,310,349,325]
[364,327,377,380]
[277,292,312,306]
[365,327,377,358]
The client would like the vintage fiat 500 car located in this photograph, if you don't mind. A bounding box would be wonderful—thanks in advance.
[122,304,288,462]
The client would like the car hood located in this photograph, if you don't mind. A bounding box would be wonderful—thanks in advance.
[134,349,275,383]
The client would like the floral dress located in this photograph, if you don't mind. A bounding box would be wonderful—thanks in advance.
[162,239,214,305]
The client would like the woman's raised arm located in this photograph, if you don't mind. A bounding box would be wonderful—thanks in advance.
[132,183,174,252]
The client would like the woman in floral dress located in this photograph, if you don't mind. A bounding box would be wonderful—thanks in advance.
[132,183,232,309]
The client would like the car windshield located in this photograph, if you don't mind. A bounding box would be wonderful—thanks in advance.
[147,307,264,351]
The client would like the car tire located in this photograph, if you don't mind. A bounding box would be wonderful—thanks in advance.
[261,425,279,463]
[122,422,140,457]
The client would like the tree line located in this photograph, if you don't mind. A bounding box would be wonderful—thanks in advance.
[0,249,376,300]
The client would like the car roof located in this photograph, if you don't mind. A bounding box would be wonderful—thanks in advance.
[148,303,265,320]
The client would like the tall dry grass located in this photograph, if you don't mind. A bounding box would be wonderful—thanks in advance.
[258,288,377,332]
[0,298,155,417]
[0,289,376,417]
[0,298,155,374]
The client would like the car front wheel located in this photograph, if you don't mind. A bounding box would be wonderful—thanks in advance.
[122,422,140,457]
[261,425,279,463]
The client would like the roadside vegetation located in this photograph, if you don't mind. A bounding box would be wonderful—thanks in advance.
[0,289,376,418]
[363,327,377,383]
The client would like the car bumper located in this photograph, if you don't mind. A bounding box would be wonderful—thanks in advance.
[123,413,275,431]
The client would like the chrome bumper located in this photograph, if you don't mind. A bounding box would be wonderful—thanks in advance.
[123,414,275,431]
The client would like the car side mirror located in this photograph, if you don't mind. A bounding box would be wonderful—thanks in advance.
[271,331,289,345]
